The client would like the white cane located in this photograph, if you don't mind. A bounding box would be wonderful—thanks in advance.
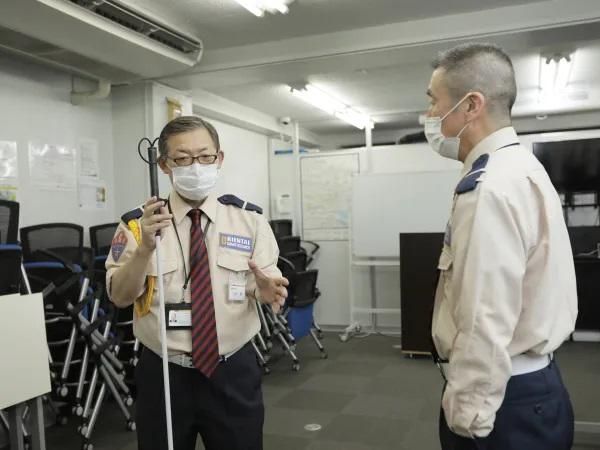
[140,138,174,450]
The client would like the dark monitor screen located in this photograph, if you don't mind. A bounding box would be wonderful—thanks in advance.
[568,226,600,256]
[533,139,600,193]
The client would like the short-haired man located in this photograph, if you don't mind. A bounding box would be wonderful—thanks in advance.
[426,43,577,450]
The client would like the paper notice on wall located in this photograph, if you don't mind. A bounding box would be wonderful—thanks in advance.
[78,177,107,210]
[79,138,99,178]
[0,141,18,179]
[0,184,17,201]
[29,142,76,190]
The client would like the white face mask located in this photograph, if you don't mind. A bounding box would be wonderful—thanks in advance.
[424,95,470,160]
[171,163,219,201]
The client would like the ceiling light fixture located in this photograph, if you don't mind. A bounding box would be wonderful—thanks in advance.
[290,84,374,130]
[539,53,573,94]
[234,0,291,17]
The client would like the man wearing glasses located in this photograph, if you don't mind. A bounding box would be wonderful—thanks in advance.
[106,116,288,450]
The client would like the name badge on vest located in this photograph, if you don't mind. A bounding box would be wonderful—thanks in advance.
[165,303,192,329]
[228,271,247,302]
[220,233,253,253]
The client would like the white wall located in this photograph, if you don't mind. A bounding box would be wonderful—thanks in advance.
[205,117,272,218]
[273,132,600,329]
[0,54,115,241]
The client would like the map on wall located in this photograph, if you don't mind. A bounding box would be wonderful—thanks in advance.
[300,153,360,241]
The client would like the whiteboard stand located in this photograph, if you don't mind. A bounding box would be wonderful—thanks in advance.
[339,216,401,343]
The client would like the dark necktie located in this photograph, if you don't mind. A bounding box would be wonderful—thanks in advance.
[187,209,219,377]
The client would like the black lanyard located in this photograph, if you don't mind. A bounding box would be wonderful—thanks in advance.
[167,199,210,294]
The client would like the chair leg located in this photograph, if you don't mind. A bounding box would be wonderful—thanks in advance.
[313,320,324,338]
[310,329,328,359]
[251,339,270,374]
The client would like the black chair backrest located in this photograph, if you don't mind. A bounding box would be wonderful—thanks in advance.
[277,256,296,282]
[283,251,307,272]
[0,200,19,244]
[0,245,22,295]
[269,219,293,239]
[277,236,301,255]
[20,223,84,265]
[90,222,119,257]
[288,269,319,308]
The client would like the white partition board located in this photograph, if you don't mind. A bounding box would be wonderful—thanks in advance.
[0,293,51,409]
[351,170,460,257]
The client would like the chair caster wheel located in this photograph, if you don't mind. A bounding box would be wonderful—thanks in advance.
[263,366,271,375]
[82,442,93,450]
[292,362,300,372]
[127,420,136,431]
[125,396,134,406]
[320,352,328,359]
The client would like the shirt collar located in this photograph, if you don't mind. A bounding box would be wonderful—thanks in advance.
[462,126,519,174]
[168,189,218,225]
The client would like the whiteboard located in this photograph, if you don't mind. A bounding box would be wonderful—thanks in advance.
[351,170,460,257]
[0,293,51,409]
[301,153,360,241]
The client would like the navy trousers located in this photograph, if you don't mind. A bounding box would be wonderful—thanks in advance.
[440,360,574,450]
[135,343,264,450]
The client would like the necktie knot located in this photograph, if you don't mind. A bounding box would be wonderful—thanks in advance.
[188,208,201,226]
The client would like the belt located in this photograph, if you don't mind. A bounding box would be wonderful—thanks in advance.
[440,353,553,378]
[167,343,246,369]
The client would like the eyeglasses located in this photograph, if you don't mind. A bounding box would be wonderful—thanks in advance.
[168,154,219,166]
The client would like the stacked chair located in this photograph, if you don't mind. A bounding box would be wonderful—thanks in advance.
[0,208,137,450]
[253,219,327,373]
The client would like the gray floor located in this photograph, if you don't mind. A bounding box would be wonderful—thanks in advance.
[43,334,600,450]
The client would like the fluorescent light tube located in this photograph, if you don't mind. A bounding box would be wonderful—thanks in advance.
[539,57,557,93]
[539,54,573,93]
[290,84,374,130]
[555,56,572,90]
[262,0,289,14]
[234,0,290,16]
[234,0,265,17]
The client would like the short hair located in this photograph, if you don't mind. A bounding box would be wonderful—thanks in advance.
[158,115,220,159]
[432,43,517,119]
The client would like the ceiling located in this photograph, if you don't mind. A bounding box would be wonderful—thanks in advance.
[126,0,540,49]
[131,0,600,144]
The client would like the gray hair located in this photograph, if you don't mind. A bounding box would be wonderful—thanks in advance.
[432,43,517,121]
[158,115,221,159]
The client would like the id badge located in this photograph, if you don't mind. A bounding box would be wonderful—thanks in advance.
[165,303,192,329]
[228,271,247,302]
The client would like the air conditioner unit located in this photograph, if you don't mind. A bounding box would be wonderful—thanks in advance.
[0,0,203,82]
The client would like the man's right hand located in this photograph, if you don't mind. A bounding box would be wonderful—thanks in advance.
[139,197,173,254]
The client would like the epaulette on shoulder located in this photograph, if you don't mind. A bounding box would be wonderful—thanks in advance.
[121,207,144,224]
[218,194,263,214]
[456,154,489,195]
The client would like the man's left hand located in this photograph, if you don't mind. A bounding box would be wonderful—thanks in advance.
[248,260,289,313]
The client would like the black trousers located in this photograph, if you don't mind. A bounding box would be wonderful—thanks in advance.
[439,360,574,450]
[135,343,264,450]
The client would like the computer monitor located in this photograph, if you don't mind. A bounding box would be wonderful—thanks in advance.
[533,139,600,194]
